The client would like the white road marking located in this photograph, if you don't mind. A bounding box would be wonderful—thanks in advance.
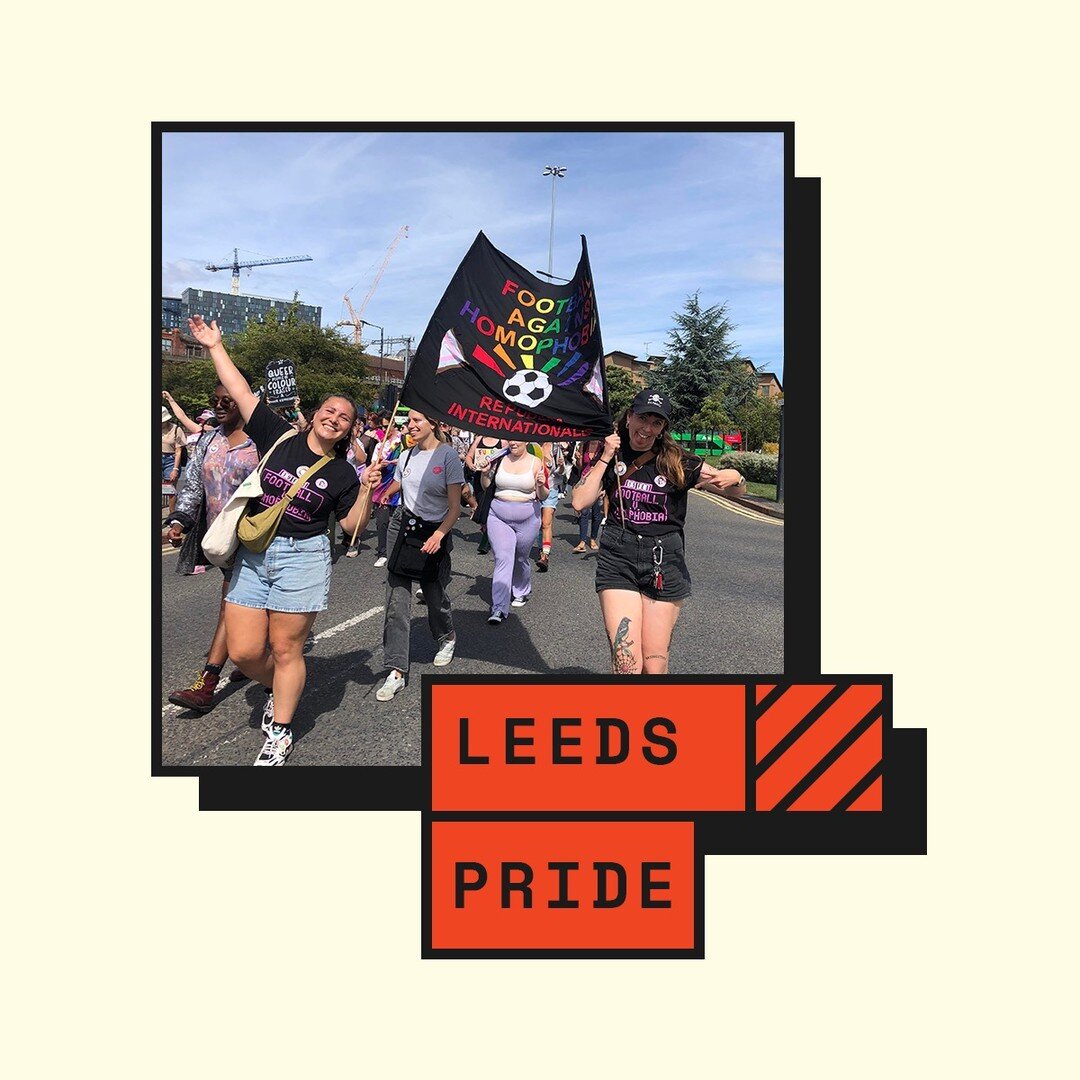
[313,606,384,641]
[694,489,783,524]
[161,605,384,719]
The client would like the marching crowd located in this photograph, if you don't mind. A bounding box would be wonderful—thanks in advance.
[161,315,747,765]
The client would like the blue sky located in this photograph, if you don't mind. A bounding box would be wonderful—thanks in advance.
[162,130,784,380]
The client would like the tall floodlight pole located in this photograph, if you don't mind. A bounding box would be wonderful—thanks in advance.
[542,165,567,277]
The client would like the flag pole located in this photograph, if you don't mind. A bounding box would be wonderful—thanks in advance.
[614,426,626,525]
[345,390,402,558]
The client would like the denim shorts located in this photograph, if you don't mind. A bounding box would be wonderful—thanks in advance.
[541,485,560,510]
[226,534,332,613]
[595,528,691,602]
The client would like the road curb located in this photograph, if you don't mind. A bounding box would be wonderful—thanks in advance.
[728,493,785,519]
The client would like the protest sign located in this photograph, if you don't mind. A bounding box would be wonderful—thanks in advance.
[264,358,297,407]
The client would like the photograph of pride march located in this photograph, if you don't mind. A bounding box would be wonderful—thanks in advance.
[157,126,786,768]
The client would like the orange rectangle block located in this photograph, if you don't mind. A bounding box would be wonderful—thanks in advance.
[430,820,696,952]
[430,683,745,811]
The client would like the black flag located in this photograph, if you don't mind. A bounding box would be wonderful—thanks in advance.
[400,232,611,440]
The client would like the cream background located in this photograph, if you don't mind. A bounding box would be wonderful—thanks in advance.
[6,3,1073,1076]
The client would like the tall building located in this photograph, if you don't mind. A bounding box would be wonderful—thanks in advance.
[177,288,321,339]
[162,296,184,330]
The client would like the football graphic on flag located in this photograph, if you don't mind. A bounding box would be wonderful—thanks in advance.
[502,369,552,406]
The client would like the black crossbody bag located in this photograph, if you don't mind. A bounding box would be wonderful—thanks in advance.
[387,448,453,580]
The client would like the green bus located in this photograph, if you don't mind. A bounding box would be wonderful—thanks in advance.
[671,431,741,457]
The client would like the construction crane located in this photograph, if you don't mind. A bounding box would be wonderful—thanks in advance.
[205,248,313,295]
[338,225,409,347]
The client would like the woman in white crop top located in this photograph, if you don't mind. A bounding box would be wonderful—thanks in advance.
[477,441,548,623]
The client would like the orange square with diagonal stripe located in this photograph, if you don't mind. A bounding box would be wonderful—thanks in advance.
[755,683,884,811]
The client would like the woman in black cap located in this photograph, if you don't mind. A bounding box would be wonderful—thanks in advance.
[572,388,746,675]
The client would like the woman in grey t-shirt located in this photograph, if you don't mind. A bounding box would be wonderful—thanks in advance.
[365,411,465,701]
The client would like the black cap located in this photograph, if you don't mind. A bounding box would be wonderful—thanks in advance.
[630,388,672,421]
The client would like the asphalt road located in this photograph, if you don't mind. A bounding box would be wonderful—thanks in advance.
[159,493,783,766]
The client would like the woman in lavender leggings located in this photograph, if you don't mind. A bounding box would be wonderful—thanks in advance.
[478,441,548,624]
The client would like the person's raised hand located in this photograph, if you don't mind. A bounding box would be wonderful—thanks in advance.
[187,316,222,349]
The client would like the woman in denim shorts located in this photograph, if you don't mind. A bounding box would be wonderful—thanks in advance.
[187,315,377,765]
[572,388,746,676]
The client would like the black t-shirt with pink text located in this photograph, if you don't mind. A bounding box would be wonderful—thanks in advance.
[602,449,703,536]
[244,400,360,540]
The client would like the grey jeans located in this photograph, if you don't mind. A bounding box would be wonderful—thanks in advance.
[382,508,454,676]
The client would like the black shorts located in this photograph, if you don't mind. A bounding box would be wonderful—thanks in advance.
[595,528,691,602]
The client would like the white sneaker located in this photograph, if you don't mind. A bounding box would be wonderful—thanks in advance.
[415,588,426,602]
[261,692,274,734]
[433,637,456,666]
[374,556,387,568]
[488,611,507,625]
[254,722,293,766]
[376,671,406,701]
[511,596,528,608]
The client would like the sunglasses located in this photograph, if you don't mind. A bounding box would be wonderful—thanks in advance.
[209,395,234,407]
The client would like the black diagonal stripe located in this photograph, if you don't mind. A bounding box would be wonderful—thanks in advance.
[832,761,884,811]
[772,700,884,811]
[755,683,847,778]
[752,682,790,723]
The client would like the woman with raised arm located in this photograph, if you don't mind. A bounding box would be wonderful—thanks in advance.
[162,390,202,437]
[572,388,746,676]
[186,315,377,765]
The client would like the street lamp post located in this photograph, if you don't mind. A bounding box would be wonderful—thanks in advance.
[776,398,785,503]
[542,165,567,278]
[359,319,384,358]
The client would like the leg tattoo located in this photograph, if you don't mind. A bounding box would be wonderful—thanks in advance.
[611,617,639,674]
[644,651,669,674]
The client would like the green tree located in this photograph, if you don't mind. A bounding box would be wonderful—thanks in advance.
[162,358,219,421]
[227,306,374,410]
[733,393,782,452]
[690,388,734,435]
[648,293,757,428]
[603,363,641,420]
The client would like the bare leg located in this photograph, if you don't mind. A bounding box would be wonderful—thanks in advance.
[206,576,231,668]
[267,610,318,726]
[640,596,684,674]
[225,603,274,686]
[599,589,644,674]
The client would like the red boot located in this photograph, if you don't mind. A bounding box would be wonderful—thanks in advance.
[168,671,220,713]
